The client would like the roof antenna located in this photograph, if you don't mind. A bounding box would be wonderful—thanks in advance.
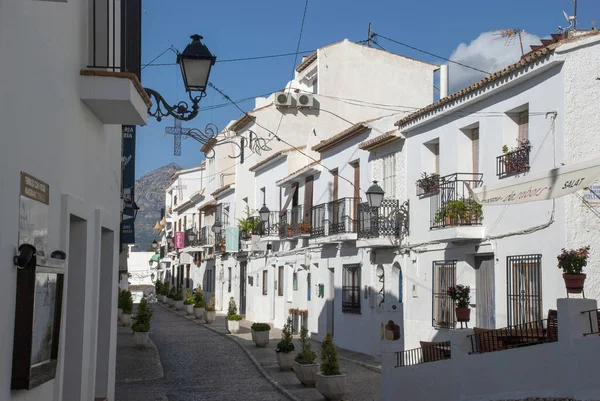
[367,23,373,47]
[558,2,576,33]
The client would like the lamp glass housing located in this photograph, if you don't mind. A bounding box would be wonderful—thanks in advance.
[177,34,216,92]
[259,204,270,223]
[366,181,385,208]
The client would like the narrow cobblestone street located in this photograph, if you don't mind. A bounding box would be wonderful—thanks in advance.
[116,305,289,401]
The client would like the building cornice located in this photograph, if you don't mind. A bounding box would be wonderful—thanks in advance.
[312,123,370,153]
[358,131,403,151]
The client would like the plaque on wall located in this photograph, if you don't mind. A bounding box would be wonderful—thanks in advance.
[12,172,65,390]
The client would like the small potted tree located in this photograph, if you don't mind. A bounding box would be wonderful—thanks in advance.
[276,317,295,371]
[121,290,134,327]
[251,323,271,347]
[184,288,195,315]
[315,332,346,401]
[294,327,318,387]
[154,281,162,303]
[161,282,170,303]
[193,286,205,319]
[132,296,153,347]
[168,286,177,307]
[558,245,590,294]
[299,220,311,236]
[173,287,184,310]
[226,297,242,334]
[204,296,216,323]
[447,284,471,324]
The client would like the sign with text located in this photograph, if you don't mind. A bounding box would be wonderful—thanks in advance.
[121,125,136,244]
[582,184,600,204]
[19,172,50,258]
[174,232,185,249]
[469,158,600,206]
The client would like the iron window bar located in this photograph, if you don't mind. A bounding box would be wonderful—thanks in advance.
[496,146,531,179]
[357,198,409,239]
[581,308,600,336]
[327,197,359,235]
[432,260,456,329]
[311,203,328,238]
[89,0,125,72]
[506,254,543,326]
[394,342,451,368]
[467,318,556,354]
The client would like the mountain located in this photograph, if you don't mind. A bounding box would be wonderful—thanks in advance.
[134,163,182,250]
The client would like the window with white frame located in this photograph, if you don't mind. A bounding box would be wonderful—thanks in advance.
[381,153,396,197]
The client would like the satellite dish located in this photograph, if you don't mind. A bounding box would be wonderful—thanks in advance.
[563,10,574,23]
[376,266,384,277]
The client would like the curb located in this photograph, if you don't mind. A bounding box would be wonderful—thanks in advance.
[157,303,302,401]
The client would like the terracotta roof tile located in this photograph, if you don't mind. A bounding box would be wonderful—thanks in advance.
[276,161,320,185]
[394,32,591,129]
[311,120,378,153]
[358,130,401,151]
[211,184,233,197]
[248,146,305,172]
[296,51,318,73]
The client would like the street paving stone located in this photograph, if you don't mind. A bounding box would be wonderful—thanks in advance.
[118,304,288,401]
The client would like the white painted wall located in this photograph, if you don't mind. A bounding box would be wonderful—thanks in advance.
[0,1,124,400]
[127,251,155,287]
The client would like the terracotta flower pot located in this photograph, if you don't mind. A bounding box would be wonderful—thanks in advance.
[455,307,471,322]
[563,273,586,294]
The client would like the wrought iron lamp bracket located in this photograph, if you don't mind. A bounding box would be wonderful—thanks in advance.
[144,87,206,122]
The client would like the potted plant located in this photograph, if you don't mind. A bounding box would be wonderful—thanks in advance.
[417,172,440,196]
[132,296,153,347]
[173,287,184,310]
[299,220,311,235]
[315,332,346,401]
[184,288,195,315]
[276,317,296,371]
[463,198,483,224]
[238,205,259,239]
[204,296,216,323]
[558,245,590,294]
[193,286,205,319]
[251,323,271,347]
[226,297,242,334]
[287,225,295,238]
[502,139,531,175]
[162,282,170,303]
[434,199,467,226]
[121,290,134,327]
[217,239,226,253]
[168,286,177,307]
[294,327,319,387]
[447,284,471,323]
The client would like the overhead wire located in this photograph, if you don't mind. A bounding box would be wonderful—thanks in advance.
[142,50,316,68]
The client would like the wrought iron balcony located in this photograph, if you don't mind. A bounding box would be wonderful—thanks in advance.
[281,205,310,238]
[496,146,531,179]
[310,203,327,237]
[259,211,283,238]
[199,227,215,247]
[430,173,484,229]
[358,199,409,239]
[327,197,359,235]
[416,173,440,198]
[214,232,225,253]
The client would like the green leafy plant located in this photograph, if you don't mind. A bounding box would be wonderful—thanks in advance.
[320,332,341,376]
[174,287,184,302]
[227,296,238,317]
[227,314,242,321]
[205,296,216,312]
[558,245,591,274]
[237,205,260,233]
[154,281,162,296]
[417,172,440,195]
[132,296,153,332]
[163,281,170,295]
[184,297,195,305]
[295,326,316,364]
[168,286,176,299]
[251,323,271,332]
[434,198,482,225]
[122,290,133,315]
[276,317,295,354]
[447,284,471,308]
[118,289,124,309]
[194,286,205,308]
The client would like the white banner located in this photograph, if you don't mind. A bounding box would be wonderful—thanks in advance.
[468,158,600,206]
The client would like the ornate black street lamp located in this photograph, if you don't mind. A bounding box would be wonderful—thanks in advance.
[151,239,159,250]
[144,34,216,122]
[259,204,270,224]
[366,181,385,208]
[211,221,222,234]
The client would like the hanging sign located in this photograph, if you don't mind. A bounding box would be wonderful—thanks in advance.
[121,125,136,244]
[174,232,185,249]
[19,172,49,259]
[468,158,600,206]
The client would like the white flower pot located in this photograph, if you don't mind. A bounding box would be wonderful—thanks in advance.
[118,308,123,320]
[251,329,270,347]
[194,307,205,319]
[204,310,216,324]
[276,351,295,371]
[169,298,175,307]
[226,319,240,334]
[174,300,184,310]
[315,373,347,401]
[121,313,132,327]
[133,331,149,347]
[160,295,166,303]
[185,304,194,315]
[294,362,319,387]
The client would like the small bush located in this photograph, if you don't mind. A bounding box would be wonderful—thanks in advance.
[194,285,205,308]
[276,317,295,353]
[132,296,153,332]
[251,323,271,332]
[154,281,163,296]
[295,327,316,364]
[168,287,176,299]
[174,288,184,301]
[205,296,216,312]
[122,290,133,315]
[227,297,238,317]
[184,297,195,305]
[320,332,341,376]
[227,314,242,321]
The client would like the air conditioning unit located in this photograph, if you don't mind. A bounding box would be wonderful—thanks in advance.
[274,92,293,107]
[296,93,314,108]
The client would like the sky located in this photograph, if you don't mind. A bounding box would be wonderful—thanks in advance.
[135,0,600,179]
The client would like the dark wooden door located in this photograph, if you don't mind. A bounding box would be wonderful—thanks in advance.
[239,261,247,315]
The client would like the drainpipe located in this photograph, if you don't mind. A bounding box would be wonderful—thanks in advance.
[439,65,449,99]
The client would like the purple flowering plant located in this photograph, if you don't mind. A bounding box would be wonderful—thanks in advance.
[557,245,590,274]
[447,284,470,308]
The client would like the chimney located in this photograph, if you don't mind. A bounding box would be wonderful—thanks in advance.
[439,65,449,98]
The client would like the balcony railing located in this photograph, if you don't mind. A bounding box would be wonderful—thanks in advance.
[467,318,557,354]
[199,227,215,247]
[281,205,310,238]
[496,146,531,179]
[582,308,600,336]
[358,199,408,239]
[327,198,359,235]
[259,211,282,238]
[311,203,327,237]
[394,342,451,368]
[430,173,484,229]
[416,173,440,198]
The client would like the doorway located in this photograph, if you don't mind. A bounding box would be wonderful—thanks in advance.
[475,255,495,329]
[239,261,247,315]
[327,267,335,337]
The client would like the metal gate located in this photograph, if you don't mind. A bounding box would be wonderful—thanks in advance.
[507,254,542,326]
[432,261,456,328]
[239,261,247,315]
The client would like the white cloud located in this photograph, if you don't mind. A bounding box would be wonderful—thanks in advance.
[447,31,541,93]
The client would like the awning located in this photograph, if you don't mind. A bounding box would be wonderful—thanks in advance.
[149,254,160,263]
[468,158,600,206]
